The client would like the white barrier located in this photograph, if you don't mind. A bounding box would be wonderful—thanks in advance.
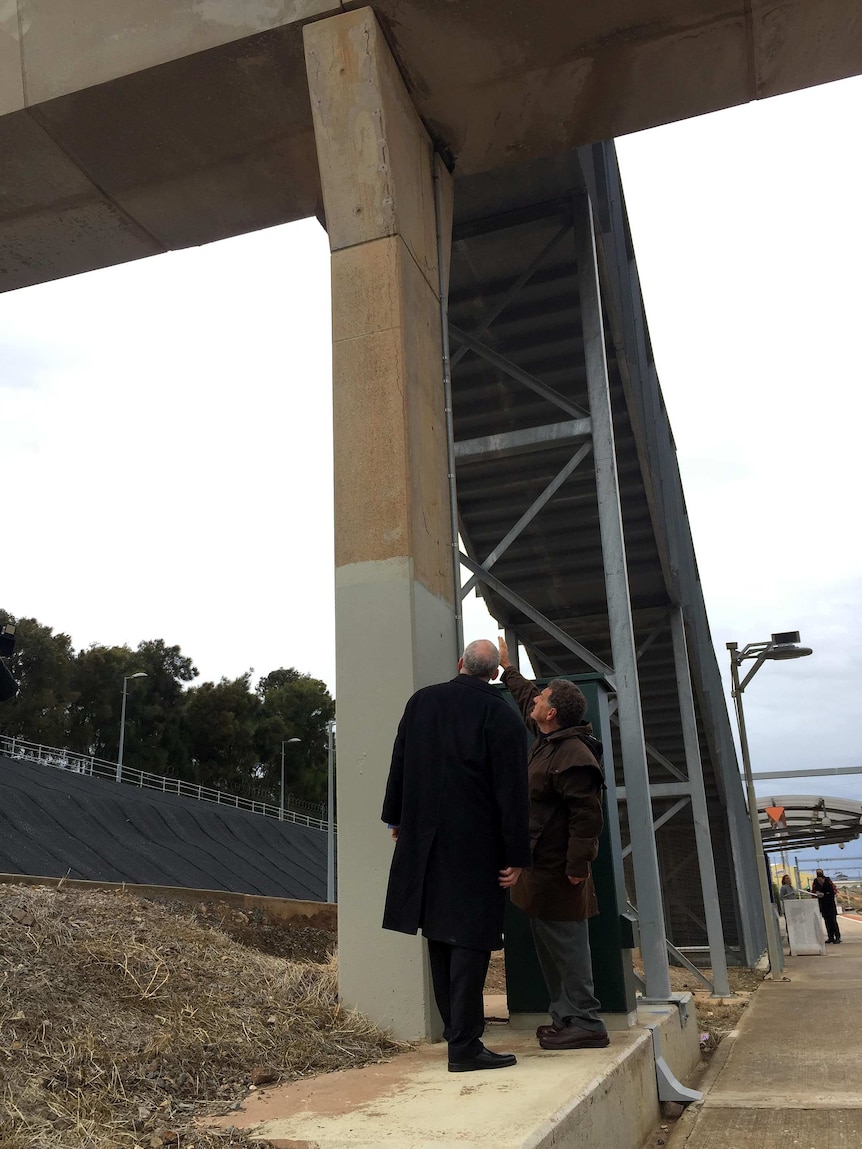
[784,899,826,956]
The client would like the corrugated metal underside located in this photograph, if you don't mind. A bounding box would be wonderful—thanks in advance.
[449,145,752,954]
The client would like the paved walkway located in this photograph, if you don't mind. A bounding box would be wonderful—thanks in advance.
[677,913,862,1149]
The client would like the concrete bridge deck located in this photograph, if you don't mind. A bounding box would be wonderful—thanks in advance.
[3,1,862,292]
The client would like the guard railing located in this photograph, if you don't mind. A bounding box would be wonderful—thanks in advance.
[0,734,328,830]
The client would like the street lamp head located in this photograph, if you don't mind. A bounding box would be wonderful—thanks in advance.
[127,671,148,680]
[287,737,301,744]
[766,633,812,661]
[729,632,813,666]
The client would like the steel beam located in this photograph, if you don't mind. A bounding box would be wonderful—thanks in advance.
[636,614,669,662]
[449,325,589,420]
[609,714,688,782]
[460,442,593,596]
[621,797,690,860]
[574,190,672,1000]
[504,627,521,671]
[451,221,571,367]
[459,552,615,681]
[454,418,591,463]
[751,766,862,780]
[618,783,692,800]
[670,606,732,996]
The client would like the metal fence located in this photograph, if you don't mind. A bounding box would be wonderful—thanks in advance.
[0,734,328,831]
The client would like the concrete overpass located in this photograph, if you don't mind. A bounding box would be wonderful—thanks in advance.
[3,2,861,1044]
[2,2,861,292]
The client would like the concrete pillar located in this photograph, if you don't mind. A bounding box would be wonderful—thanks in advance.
[304,7,456,1040]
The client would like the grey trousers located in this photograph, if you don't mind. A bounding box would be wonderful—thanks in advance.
[530,916,606,1034]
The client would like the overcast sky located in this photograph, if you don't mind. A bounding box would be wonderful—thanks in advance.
[2,73,860,850]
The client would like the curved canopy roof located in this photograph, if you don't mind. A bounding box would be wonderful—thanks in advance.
[757,795,862,852]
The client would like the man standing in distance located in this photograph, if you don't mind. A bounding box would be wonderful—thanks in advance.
[812,868,841,943]
[382,639,530,1072]
[498,637,609,1050]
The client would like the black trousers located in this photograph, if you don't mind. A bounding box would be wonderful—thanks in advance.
[821,906,841,942]
[426,939,491,1063]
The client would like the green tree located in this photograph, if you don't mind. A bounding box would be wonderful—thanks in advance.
[69,639,197,774]
[129,639,197,777]
[255,669,334,807]
[68,643,142,761]
[0,610,75,745]
[183,674,262,795]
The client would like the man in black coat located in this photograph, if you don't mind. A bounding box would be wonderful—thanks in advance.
[382,638,531,1072]
[812,869,841,943]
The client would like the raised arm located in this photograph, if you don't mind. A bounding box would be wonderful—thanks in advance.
[497,636,540,735]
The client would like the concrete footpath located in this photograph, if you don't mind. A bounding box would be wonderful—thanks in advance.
[674,913,862,1149]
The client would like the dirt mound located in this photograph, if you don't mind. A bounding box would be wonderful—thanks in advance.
[0,884,401,1148]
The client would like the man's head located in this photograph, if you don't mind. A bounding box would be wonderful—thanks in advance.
[459,639,500,681]
[530,678,587,732]
[816,869,825,877]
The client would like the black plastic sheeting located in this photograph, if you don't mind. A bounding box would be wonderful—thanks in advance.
[0,756,327,901]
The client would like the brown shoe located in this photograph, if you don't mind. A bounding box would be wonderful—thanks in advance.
[539,1024,610,1050]
[535,1023,562,1040]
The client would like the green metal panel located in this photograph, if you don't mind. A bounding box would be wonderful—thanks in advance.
[501,675,638,1017]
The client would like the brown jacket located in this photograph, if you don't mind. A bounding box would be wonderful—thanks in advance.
[501,666,604,921]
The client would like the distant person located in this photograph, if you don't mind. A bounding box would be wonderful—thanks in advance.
[778,873,797,937]
[381,639,531,1072]
[812,869,841,944]
[497,637,609,1051]
[778,873,798,907]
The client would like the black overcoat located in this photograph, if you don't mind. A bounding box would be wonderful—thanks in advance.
[381,674,530,951]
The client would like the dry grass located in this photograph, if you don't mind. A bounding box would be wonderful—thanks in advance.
[0,884,403,1149]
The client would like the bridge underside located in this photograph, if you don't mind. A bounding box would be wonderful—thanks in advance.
[2,1,862,292]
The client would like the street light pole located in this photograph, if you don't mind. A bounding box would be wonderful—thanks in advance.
[116,671,148,784]
[280,738,301,821]
[727,632,812,978]
[326,719,336,903]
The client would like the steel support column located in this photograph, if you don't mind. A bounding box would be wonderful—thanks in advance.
[573,191,672,1000]
[670,607,732,996]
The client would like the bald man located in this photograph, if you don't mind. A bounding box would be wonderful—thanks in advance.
[382,640,531,1072]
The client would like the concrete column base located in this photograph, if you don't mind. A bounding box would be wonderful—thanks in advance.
[335,558,455,1039]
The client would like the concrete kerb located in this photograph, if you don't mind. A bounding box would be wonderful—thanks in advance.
[211,1003,700,1149]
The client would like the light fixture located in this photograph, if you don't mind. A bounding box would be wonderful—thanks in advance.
[727,632,812,977]
[116,672,149,784]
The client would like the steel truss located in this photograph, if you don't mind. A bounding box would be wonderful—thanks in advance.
[447,161,742,998]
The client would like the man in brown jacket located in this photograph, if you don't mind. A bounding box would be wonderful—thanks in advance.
[498,637,609,1050]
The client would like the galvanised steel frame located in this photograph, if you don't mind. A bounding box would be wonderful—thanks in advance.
[444,143,764,995]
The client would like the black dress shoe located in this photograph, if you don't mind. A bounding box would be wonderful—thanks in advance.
[448,1048,517,1072]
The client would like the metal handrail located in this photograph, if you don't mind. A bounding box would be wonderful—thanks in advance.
[0,734,328,831]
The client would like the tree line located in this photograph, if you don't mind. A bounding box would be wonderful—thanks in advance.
[0,610,334,809]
